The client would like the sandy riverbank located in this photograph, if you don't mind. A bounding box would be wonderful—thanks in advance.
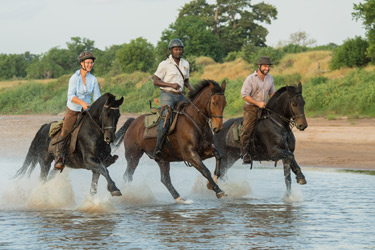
[0,114,374,170]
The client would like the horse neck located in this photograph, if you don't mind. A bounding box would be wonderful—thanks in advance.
[185,88,210,126]
[267,92,293,122]
[88,104,103,125]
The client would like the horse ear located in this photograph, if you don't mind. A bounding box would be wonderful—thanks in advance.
[221,80,226,92]
[298,82,302,92]
[107,94,115,105]
[116,96,124,106]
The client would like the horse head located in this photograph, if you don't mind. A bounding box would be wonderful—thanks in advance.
[187,79,227,134]
[209,80,227,133]
[100,94,124,144]
[287,83,308,131]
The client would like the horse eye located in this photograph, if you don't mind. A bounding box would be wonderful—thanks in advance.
[212,101,216,106]
[292,103,298,107]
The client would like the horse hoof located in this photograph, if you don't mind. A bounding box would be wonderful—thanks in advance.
[216,191,226,199]
[111,190,122,196]
[206,182,213,190]
[297,177,307,185]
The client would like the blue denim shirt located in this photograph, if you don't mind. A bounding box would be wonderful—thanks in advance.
[67,70,101,111]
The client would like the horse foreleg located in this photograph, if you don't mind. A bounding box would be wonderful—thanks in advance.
[157,161,181,200]
[188,149,225,199]
[290,157,307,185]
[90,171,100,196]
[282,159,292,196]
[87,157,121,196]
[207,146,221,190]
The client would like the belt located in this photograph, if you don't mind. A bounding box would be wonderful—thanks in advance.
[162,90,182,95]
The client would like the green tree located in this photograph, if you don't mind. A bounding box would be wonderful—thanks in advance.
[26,56,64,79]
[0,54,29,80]
[178,0,277,55]
[353,0,375,62]
[330,36,370,70]
[116,37,155,73]
[93,45,122,76]
[157,16,224,61]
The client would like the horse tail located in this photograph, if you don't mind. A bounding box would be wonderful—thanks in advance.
[14,124,48,179]
[112,118,135,150]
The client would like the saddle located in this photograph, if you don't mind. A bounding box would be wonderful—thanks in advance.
[226,111,263,148]
[225,120,243,147]
[143,102,186,139]
[47,114,85,155]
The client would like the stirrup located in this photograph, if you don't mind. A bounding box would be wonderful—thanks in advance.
[54,156,65,172]
[242,153,252,164]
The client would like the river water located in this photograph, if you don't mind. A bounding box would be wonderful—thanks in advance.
[0,154,374,250]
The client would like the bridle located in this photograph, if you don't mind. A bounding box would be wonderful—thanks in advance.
[264,92,305,130]
[87,105,120,133]
[183,89,225,123]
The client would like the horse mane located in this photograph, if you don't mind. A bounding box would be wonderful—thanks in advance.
[188,79,223,100]
[266,85,298,108]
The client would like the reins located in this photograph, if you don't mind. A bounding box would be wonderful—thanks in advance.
[52,104,119,146]
[263,92,305,130]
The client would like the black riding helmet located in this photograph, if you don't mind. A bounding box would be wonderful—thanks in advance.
[78,51,96,63]
[168,39,184,49]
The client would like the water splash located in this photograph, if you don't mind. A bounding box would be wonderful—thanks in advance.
[117,184,156,204]
[27,170,76,210]
[77,195,116,213]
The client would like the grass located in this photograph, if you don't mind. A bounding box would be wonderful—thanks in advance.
[1,51,375,118]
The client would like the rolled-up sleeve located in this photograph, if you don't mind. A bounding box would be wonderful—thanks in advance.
[154,61,166,80]
[241,76,252,98]
[92,77,101,101]
[67,75,77,102]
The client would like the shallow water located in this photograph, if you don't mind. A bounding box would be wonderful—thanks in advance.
[1,154,374,250]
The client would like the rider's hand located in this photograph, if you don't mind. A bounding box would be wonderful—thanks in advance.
[257,102,266,109]
[82,103,90,110]
[171,83,180,91]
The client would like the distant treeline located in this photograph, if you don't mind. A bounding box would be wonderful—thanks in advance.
[1,68,374,118]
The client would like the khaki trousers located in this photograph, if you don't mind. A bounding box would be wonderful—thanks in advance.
[240,104,259,155]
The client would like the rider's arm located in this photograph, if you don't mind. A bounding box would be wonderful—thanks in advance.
[242,96,266,109]
[71,96,90,110]
[153,75,180,91]
[184,78,193,91]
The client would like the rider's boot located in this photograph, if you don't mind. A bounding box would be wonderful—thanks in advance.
[54,137,66,171]
[241,144,252,164]
[154,127,168,161]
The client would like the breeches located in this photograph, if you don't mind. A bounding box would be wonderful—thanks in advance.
[61,107,80,137]
[240,104,259,150]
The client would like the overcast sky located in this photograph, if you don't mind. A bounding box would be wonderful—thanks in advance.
[0,0,366,54]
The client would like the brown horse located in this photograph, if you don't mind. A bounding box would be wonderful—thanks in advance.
[113,80,227,202]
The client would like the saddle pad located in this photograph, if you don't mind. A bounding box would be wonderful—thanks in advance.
[144,125,158,139]
[49,120,63,138]
[144,113,160,129]
[225,122,242,148]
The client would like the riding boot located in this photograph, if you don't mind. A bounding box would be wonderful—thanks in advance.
[154,127,168,161]
[54,136,66,171]
[241,143,252,164]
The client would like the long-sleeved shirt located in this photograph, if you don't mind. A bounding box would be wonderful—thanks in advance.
[241,70,275,105]
[66,70,101,111]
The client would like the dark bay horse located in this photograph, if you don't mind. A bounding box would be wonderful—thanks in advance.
[213,83,308,194]
[15,93,125,196]
[114,80,227,202]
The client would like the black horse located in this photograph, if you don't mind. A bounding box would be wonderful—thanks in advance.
[15,93,125,196]
[213,83,308,194]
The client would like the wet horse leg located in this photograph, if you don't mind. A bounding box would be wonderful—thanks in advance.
[206,146,221,190]
[90,171,100,196]
[282,159,292,195]
[187,148,225,199]
[124,148,143,183]
[157,160,181,200]
[87,156,121,196]
[289,157,307,185]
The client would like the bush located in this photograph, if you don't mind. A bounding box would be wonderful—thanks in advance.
[330,36,370,70]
